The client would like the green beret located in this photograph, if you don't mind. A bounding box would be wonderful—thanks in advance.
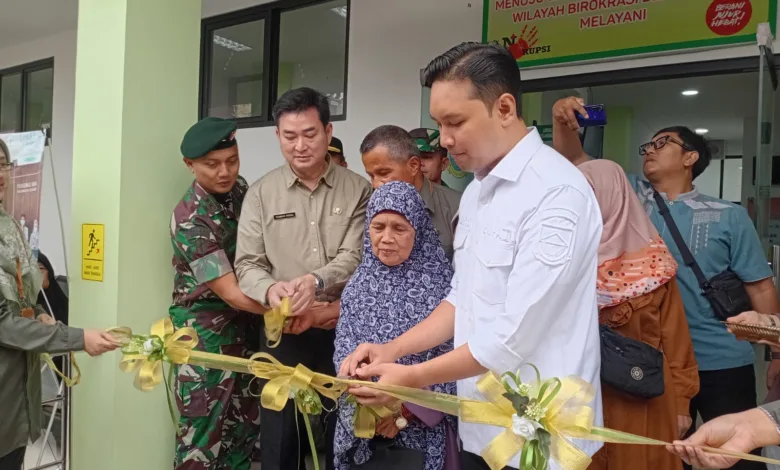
[180,117,237,159]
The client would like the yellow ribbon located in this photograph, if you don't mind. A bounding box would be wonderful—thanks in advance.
[264,297,291,348]
[353,403,394,439]
[455,373,608,470]
[110,319,780,469]
[40,352,81,387]
[110,318,197,391]
[247,352,346,410]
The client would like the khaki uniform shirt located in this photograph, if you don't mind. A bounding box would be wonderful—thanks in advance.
[419,179,461,260]
[236,163,372,303]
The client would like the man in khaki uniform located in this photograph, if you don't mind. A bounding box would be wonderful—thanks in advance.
[235,87,371,470]
[360,125,461,260]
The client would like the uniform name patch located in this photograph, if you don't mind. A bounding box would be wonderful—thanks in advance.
[274,212,296,220]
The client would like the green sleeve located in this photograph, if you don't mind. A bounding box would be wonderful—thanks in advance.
[0,301,84,353]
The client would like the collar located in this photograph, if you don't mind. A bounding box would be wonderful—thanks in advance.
[481,127,543,183]
[190,179,243,215]
[282,157,335,189]
[191,180,223,216]
[655,185,700,202]
[418,179,436,214]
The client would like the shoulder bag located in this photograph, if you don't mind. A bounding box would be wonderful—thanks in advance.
[600,324,665,399]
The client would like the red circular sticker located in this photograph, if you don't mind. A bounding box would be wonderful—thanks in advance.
[706,0,753,36]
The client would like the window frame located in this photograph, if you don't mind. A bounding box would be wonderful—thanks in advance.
[199,0,351,129]
[0,58,54,135]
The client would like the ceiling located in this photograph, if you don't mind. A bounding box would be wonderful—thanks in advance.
[538,72,762,149]
[591,73,759,145]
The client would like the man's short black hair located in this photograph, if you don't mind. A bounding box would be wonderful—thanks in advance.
[421,42,522,116]
[360,125,421,162]
[654,126,711,179]
[272,87,330,127]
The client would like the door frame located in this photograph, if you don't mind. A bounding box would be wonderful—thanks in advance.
[523,55,776,93]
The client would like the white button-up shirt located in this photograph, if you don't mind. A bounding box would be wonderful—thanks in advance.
[448,128,603,467]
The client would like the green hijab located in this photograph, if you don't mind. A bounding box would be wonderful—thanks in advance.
[0,138,41,312]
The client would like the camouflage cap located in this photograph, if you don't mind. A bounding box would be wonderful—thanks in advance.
[409,128,442,154]
[180,117,237,159]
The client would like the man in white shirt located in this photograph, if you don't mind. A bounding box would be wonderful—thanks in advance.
[339,42,604,469]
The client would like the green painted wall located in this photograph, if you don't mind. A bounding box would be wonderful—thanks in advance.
[522,92,543,127]
[69,1,200,469]
[602,106,634,170]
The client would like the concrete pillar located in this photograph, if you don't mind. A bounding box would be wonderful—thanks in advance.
[69,0,201,468]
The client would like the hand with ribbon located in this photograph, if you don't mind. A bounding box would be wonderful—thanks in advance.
[667,407,780,469]
[263,296,292,348]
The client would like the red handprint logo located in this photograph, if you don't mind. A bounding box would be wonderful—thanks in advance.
[508,25,538,59]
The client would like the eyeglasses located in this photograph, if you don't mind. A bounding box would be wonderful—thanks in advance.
[0,162,14,172]
[638,135,693,156]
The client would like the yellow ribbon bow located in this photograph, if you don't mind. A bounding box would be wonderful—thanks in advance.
[460,372,595,470]
[247,352,347,411]
[247,353,347,470]
[264,297,291,348]
[352,402,394,439]
[110,318,198,392]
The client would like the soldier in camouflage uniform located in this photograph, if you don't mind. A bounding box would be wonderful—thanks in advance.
[170,117,267,470]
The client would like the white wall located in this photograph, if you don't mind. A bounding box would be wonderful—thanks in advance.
[0,29,76,274]
[221,0,485,181]
[219,0,780,182]
[6,0,780,273]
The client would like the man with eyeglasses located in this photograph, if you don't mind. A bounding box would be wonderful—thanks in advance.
[552,96,780,470]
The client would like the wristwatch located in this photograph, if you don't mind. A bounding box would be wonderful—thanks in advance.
[312,273,324,295]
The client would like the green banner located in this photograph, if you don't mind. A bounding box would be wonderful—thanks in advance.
[483,0,777,67]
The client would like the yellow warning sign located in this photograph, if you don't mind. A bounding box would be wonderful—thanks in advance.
[82,224,104,282]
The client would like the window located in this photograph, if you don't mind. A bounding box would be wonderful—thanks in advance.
[0,60,54,134]
[201,0,350,127]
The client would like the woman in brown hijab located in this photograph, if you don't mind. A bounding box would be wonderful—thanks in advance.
[580,159,700,470]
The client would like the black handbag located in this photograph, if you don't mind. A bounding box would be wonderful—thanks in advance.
[349,439,425,470]
[599,325,665,399]
[652,191,753,320]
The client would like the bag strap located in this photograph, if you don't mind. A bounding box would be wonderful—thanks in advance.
[651,190,711,291]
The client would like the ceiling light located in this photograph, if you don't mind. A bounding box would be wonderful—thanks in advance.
[682,89,699,96]
[213,35,252,52]
[331,6,347,18]
[695,128,708,134]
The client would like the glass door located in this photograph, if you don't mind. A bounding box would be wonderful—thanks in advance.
[755,22,777,252]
